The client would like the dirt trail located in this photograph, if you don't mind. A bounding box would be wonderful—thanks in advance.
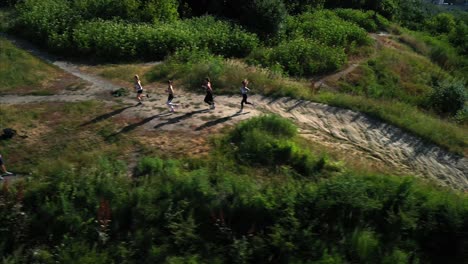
[1,35,467,190]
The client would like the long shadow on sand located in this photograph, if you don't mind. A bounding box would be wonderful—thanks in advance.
[153,109,210,130]
[195,112,249,131]
[80,104,137,127]
[106,112,172,139]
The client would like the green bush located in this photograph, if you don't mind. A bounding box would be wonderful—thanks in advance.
[71,16,258,61]
[251,38,347,76]
[182,16,259,58]
[425,13,456,35]
[283,0,326,14]
[429,79,467,115]
[72,0,179,23]
[225,115,326,177]
[333,8,389,32]
[283,10,371,48]
[15,0,76,48]
[239,0,288,39]
[449,21,468,55]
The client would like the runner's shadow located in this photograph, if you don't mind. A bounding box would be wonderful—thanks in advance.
[154,109,210,130]
[287,100,307,112]
[106,112,171,139]
[195,112,249,131]
[80,105,136,127]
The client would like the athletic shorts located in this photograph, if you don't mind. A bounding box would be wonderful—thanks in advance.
[167,94,174,102]
[137,90,143,94]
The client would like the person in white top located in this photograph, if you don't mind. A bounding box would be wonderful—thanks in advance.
[134,74,149,104]
[240,79,254,112]
[166,80,178,112]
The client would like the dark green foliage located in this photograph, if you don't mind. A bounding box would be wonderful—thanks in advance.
[71,16,257,60]
[324,0,399,19]
[283,10,371,48]
[225,115,333,177]
[179,0,287,38]
[0,0,19,7]
[425,13,457,35]
[13,1,258,60]
[283,0,326,14]
[14,0,76,50]
[428,79,467,115]
[334,8,390,32]
[449,21,468,55]
[1,136,467,263]
[73,0,179,23]
[239,0,288,39]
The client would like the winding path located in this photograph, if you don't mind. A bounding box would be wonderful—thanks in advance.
[1,35,467,191]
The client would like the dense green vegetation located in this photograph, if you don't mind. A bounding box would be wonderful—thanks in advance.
[1,115,467,263]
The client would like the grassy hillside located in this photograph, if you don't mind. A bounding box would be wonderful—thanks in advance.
[0,37,84,95]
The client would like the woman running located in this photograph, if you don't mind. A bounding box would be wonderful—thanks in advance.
[240,79,253,112]
[202,77,215,109]
[166,80,178,112]
[134,74,149,104]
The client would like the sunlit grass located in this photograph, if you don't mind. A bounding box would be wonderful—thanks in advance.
[0,37,61,93]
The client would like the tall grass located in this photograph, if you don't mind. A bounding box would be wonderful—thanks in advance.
[398,30,468,78]
[1,121,466,263]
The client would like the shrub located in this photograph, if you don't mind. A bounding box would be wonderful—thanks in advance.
[425,13,457,35]
[428,79,467,115]
[449,21,468,55]
[72,0,179,23]
[72,16,258,61]
[182,16,259,57]
[15,0,76,47]
[283,0,326,14]
[225,115,325,177]
[252,38,347,76]
[239,0,288,39]
[333,8,391,32]
[334,8,379,32]
[283,10,370,48]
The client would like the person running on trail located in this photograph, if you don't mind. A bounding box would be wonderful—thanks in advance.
[0,153,13,180]
[134,74,149,104]
[166,80,178,112]
[240,79,254,112]
[202,77,215,109]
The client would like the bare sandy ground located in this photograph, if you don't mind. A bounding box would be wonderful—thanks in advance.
[1,34,467,190]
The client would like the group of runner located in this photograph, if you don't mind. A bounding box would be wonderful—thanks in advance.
[0,76,256,180]
[134,75,255,112]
